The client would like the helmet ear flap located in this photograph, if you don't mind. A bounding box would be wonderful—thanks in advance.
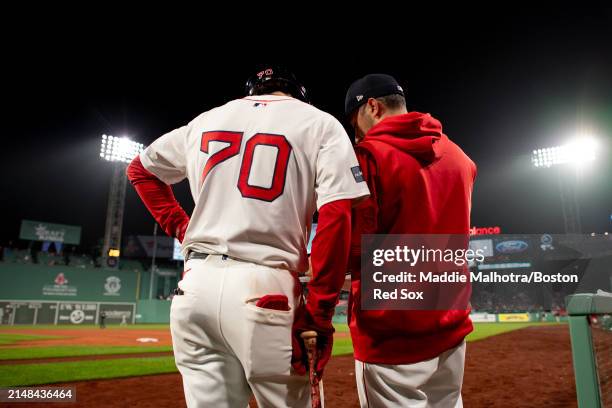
[245,77,256,96]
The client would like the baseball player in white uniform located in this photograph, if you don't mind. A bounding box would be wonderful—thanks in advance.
[127,66,369,407]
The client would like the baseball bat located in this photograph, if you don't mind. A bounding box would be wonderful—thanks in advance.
[301,330,322,408]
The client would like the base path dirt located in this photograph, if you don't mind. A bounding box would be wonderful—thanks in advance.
[0,351,174,365]
[0,328,173,348]
[0,328,345,348]
[4,325,577,408]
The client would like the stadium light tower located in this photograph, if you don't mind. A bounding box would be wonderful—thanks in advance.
[99,135,144,268]
[531,137,598,168]
[531,137,599,234]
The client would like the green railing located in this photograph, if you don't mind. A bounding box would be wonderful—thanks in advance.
[566,292,612,408]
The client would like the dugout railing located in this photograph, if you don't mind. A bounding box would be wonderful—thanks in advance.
[566,292,612,408]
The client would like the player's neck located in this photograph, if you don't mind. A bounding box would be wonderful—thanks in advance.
[270,91,292,97]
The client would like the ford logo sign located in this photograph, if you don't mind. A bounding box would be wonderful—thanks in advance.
[495,240,528,254]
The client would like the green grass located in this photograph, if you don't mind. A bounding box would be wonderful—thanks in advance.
[332,337,354,356]
[330,322,565,357]
[0,357,178,387]
[331,323,352,355]
[333,322,349,333]
[0,333,64,345]
[0,321,565,386]
[1,344,354,387]
[0,345,173,361]
[466,322,563,342]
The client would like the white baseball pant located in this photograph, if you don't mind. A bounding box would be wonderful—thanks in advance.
[170,254,312,408]
[355,341,466,408]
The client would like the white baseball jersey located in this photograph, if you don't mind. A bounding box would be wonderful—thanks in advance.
[140,94,369,272]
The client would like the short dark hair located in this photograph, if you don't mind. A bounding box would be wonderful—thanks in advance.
[375,94,406,111]
[252,79,299,98]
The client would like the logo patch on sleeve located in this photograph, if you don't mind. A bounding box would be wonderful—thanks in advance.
[351,166,364,183]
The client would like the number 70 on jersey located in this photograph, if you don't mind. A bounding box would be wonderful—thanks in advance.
[201,131,292,202]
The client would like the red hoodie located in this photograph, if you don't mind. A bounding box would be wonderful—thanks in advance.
[349,112,476,364]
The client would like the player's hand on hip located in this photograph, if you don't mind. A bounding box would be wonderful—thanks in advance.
[176,219,189,243]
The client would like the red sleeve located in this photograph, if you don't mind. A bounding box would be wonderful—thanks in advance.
[349,148,379,275]
[126,155,190,242]
[304,199,352,333]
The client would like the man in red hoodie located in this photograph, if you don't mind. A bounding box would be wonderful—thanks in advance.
[345,74,476,407]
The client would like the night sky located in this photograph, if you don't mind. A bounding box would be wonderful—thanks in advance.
[3,8,611,251]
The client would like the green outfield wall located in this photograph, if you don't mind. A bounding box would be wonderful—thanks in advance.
[136,299,171,323]
[0,264,138,302]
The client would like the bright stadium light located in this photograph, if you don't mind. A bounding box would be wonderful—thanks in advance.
[531,135,600,234]
[99,133,145,268]
[99,134,144,164]
[531,137,598,168]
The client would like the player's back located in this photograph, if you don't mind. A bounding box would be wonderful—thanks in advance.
[140,94,368,272]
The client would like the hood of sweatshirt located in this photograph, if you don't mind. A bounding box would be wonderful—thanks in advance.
[361,112,446,163]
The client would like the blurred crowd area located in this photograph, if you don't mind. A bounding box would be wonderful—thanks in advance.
[0,241,176,274]
[470,287,570,313]
[1,243,97,268]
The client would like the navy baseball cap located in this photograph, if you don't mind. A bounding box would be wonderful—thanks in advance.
[345,74,404,116]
